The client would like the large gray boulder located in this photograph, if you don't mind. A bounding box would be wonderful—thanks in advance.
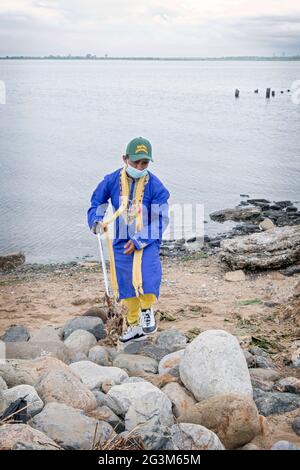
[155,330,187,353]
[29,402,114,449]
[220,226,300,270]
[88,346,110,366]
[169,423,224,450]
[0,424,60,450]
[35,368,97,412]
[180,330,252,401]
[0,356,72,387]
[113,354,158,375]
[107,381,174,449]
[64,329,97,356]
[0,384,44,418]
[1,325,30,342]
[0,375,8,391]
[29,326,61,343]
[4,341,72,364]
[69,361,128,390]
[62,316,106,340]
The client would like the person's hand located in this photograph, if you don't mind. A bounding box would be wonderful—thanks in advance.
[92,221,107,235]
[123,240,136,254]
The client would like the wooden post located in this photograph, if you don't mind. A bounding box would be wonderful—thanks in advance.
[254,89,258,93]
[235,89,240,98]
[266,88,271,98]
[272,90,275,97]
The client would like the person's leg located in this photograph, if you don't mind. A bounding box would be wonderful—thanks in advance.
[140,293,157,310]
[120,297,141,325]
[140,293,157,334]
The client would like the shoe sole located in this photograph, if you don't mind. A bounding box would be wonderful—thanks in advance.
[143,327,157,335]
[119,334,147,344]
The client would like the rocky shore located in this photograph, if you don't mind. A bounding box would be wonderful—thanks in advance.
[0,197,299,450]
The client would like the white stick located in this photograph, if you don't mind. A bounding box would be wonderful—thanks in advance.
[97,232,110,297]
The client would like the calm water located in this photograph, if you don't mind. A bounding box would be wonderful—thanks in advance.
[0,60,299,263]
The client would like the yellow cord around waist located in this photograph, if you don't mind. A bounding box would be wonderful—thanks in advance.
[101,166,146,299]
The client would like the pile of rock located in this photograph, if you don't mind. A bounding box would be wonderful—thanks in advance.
[1,321,299,450]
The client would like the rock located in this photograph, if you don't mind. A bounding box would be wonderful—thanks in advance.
[113,354,158,375]
[275,377,300,395]
[29,402,114,449]
[220,226,300,270]
[0,252,25,271]
[1,325,30,342]
[224,270,245,282]
[142,372,178,389]
[255,356,275,369]
[107,381,174,449]
[240,443,260,450]
[123,377,147,384]
[168,423,224,450]
[253,389,300,416]
[0,384,44,418]
[101,380,114,394]
[29,326,61,343]
[0,424,60,450]
[69,361,128,390]
[259,218,275,231]
[88,346,110,366]
[271,440,299,450]
[62,316,106,341]
[249,368,281,382]
[0,356,74,387]
[121,340,170,361]
[178,393,260,449]
[5,341,72,364]
[158,350,185,375]
[70,352,88,363]
[105,347,118,362]
[0,375,8,391]
[249,346,269,357]
[243,350,256,368]
[250,375,274,392]
[155,330,187,353]
[93,391,124,416]
[180,330,252,401]
[87,406,125,433]
[161,382,196,417]
[280,265,300,277]
[292,417,300,436]
[210,207,261,223]
[82,306,108,323]
[291,341,300,368]
[64,329,97,356]
[35,368,97,412]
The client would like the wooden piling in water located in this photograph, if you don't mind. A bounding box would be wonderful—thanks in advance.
[235,89,240,98]
[272,90,275,97]
[266,88,271,98]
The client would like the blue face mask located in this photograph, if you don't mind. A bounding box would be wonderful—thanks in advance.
[126,164,148,179]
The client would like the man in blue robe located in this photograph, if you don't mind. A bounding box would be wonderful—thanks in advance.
[87,137,170,342]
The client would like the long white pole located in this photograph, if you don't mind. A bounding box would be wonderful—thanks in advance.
[97,232,110,297]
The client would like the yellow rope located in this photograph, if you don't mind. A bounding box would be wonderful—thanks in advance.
[102,166,147,299]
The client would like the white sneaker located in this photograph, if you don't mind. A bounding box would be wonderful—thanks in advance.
[141,308,157,335]
[119,325,146,343]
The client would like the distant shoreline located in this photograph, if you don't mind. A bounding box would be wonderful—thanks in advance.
[1,55,300,61]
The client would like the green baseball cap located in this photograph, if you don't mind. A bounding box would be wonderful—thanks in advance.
[125,137,153,162]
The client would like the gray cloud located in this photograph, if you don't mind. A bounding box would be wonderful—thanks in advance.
[0,1,299,56]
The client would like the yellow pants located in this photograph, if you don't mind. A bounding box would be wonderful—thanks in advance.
[121,294,157,326]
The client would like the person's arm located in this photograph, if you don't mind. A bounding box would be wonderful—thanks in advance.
[87,175,110,232]
[130,181,170,250]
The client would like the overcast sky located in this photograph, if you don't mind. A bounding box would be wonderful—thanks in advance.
[1,0,300,56]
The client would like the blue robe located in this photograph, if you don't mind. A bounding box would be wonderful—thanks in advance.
[87,168,170,299]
